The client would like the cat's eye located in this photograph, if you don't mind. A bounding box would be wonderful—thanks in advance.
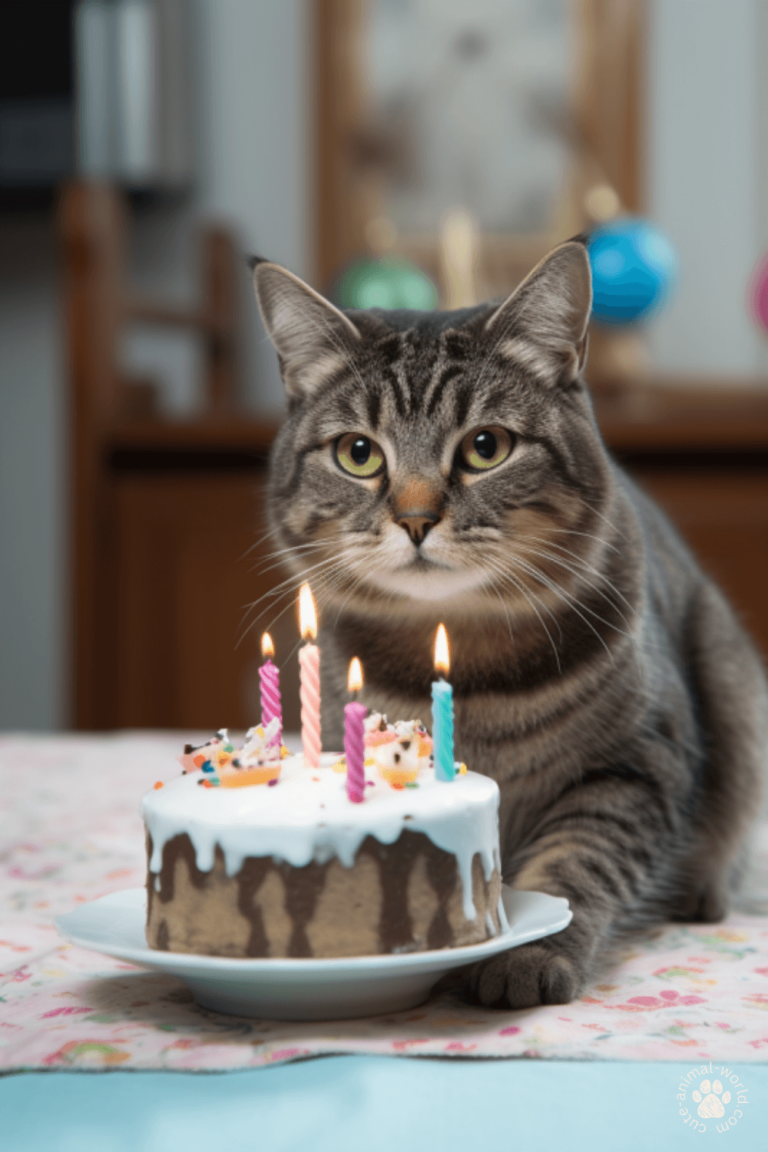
[334,433,385,478]
[459,426,514,472]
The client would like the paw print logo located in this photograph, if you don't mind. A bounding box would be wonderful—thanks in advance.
[692,1080,731,1118]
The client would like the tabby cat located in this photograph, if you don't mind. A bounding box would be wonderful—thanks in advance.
[251,240,767,1008]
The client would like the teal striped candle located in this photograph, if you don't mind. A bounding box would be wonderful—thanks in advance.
[432,624,455,782]
[431,679,455,782]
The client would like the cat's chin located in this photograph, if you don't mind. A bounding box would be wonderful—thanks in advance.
[365,564,489,602]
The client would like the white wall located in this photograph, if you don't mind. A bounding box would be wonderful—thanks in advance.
[125,0,309,416]
[0,218,66,730]
[647,0,766,376]
[198,0,309,412]
[195,0,309,413]
[197,0,309,274]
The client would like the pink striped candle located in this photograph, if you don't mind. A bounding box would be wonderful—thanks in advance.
[345,658,366,803]
[298,584,321,769]
[259,632,282,747]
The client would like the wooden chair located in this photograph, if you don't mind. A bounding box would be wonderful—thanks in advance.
[58,182,302,731]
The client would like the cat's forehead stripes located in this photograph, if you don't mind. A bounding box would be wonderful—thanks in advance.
[306,319,575,442]
[373,329,442,420]
[302,324,483,436]
[425,364,463,417]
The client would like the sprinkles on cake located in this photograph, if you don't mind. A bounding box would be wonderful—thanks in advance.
[176,713,438,795]
[181,719,286,789]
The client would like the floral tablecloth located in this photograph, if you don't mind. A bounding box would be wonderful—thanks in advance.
[2,733,768,1070]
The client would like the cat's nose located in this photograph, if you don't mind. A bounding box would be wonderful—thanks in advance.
[396,511,441,546]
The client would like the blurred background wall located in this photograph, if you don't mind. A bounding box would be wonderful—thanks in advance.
[647,0,768,376]
[2,0,768,732]
[0,0,309,729]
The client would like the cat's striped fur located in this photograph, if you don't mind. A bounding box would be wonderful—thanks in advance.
[253,241,768,1008]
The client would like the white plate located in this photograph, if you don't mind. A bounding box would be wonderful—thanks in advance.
[55,887,571,1021]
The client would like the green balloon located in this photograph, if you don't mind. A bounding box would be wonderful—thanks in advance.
[337,258,438,311]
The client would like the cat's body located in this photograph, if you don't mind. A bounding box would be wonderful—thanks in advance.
[253,242,768,1007]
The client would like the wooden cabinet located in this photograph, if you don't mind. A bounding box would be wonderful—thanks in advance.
[632,469,768,658]
[599,385,768,663]
[112,470,304,732]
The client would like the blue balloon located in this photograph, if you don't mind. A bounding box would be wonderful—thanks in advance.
[588,219,677,325]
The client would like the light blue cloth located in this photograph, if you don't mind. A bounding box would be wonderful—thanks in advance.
[2,1056,765,1152]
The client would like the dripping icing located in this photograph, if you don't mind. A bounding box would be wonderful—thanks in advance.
[142,753,500,923]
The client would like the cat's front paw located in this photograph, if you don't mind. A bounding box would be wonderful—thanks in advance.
[465,941,586,1009]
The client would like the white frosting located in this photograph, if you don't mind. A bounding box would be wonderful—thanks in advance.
[142,754,501,922]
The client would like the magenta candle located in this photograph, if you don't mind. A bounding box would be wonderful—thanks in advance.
[345,657,366,803]
[259,632,282,747]
[344,702,367,803]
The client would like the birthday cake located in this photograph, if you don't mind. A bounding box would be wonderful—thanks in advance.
[142,718,505,958]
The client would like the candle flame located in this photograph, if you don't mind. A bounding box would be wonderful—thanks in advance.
[261,632,275,659]
[434,623,450,677]
[299,583,318,641]
[347,657,364,694]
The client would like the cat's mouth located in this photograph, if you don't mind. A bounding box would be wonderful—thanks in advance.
[400,554,446,571]
[363,555,490,602]
[337,523,493,602]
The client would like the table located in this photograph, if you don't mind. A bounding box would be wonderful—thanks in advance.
[2,733,767,1150]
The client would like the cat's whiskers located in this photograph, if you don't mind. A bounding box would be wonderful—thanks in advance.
[504,554,618,663]
[237,553,357,649]
[519,533,629,599]
[577,495,625,541]
[248,541,329,579]
[514,541,635,631]
[252,538,328,563]
[520,549,633,629]
[492,587,517,645]
[483,555,563,669]
[237,552,351,643]
[520,550,634,641]
[252,592,306,649]
[321,542,403,611]
[268,557,381,670]
[539,525,621,554]
[329,562,380,623]
[249,547,347,602]
[238,521,283,562]
[476,564,517,646]
[240,561,330,621]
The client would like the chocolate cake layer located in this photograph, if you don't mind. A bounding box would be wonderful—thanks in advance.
[146,830,502,958]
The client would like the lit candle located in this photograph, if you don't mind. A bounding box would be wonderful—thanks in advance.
[431,623,455,782]
[259,632,283,747]
[298,583,321,769]
[345,658,366,803]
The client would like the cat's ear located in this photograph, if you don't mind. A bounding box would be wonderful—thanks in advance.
[484,239,592,386]
[252,260,361,399]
